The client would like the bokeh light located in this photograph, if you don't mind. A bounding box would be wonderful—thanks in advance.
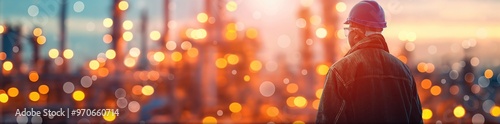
[453,105,466,118]
[48,49,59,59]
[225,1,237,12]
[286,83,299,94]
[118,0,129,11]
[3,61,13,71]
[89,60,100,70]
[294,96,307,108]
[259,81,275,97]
[141,85,154,96]
[103,110,116,122]
[38,85,49,94]
[28,71,39,82]
[484,69,493,79]
[422,109,433,120]
[266,106,279,117]
[63,49,74,59]
[229,102,242,113]
[202,116,217,124]
[103,18,113,28]
[316,64,329,76]
[72,90,85,101]
[0,93,8,103]
[29,92,40,102]
[150,31,161,41]
[197,13,208,23]
[7,87,19,97]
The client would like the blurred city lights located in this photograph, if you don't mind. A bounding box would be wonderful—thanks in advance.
[226,54,239,65]
[453,106,466,118]
[124,57,137,67]
[153,52,165,62]
[0,25,5,34]
[287,83,299,94]
[7,87,19,97]
[33,28,42,36]
[315,27,327,38]
[123,31,133,41]
[141,85,154,96]
[430,86,441,96]
[491,106,500,117]
[294,96,307,108]
[48,49,59,59]
[29,91,40,102]
[259,81,275,97]
[129,47,141,57]
[421,79,432,90]
[187,48,199,58]
[310,15,322,26]
[36,36,46,45]
[118,0,129,11]
[484,69,493,79]
[287,97,296,107]
[89,60,100,70]
[2,61,13,71]
[103,34,113,43]
[180,41,192,50]
[246,28,258,39]
[336,2,347,12]
[103,18,113,28]
[250,60,262,72]
[63,49,74,59]
[316,64,329,75]
[38,84,49,94]
[128,101,141,112]
[103,110,116,122]
[72,90,85,101]
[229,102,242,113]
[171,51,182,62]
[266,106,279,117]
[149,31,161,41]
[0,93,8,103]
[106,49,116,59]
[202,116,217,124]
[225,1,237,12]
[197,13,208,23]
[123,20,133,30]
[315,89,323,99]
[422,109,433,120]
[215,58,227,69]
[28,71,39,82]
[166,41,177,51]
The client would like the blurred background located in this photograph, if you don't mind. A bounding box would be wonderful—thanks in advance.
[1,0,500,123]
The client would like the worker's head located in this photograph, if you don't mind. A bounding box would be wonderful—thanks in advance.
[344,0,386,47]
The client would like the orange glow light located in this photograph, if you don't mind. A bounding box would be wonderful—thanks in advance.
[38,85,49,94]
[485,69,494,79]
[37,36,46,45]
[421,79,432,89]
[7,87,19,97]
[286,83,299,94]
[430,86,441,96]
[29,71,39,82]
[316,64,329,76]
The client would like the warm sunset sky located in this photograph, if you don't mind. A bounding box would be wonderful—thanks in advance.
[1,0,499,71]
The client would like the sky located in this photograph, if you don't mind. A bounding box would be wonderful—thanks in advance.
[1,0,500,72]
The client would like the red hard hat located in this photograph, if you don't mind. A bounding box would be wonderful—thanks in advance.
[344,1,387,29]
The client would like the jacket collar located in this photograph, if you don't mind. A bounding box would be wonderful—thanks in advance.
[345,34,389,56]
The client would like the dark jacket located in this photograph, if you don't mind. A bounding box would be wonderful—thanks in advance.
[316,34,422,123]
